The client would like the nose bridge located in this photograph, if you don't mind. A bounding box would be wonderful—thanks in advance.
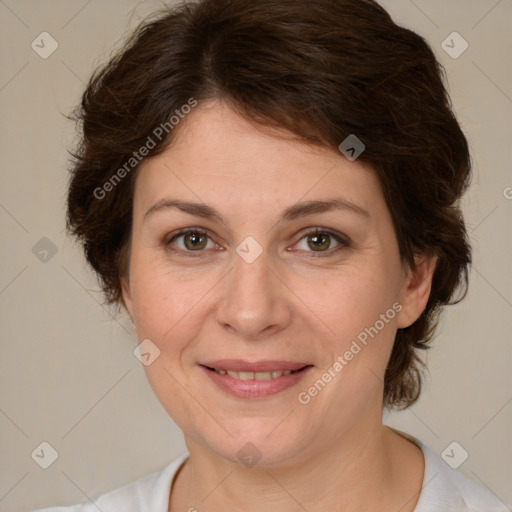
[216,243,290,338]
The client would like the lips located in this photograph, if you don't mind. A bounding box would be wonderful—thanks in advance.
[201,359,309,372]
[211,368,295,380]
[200,359,313,398]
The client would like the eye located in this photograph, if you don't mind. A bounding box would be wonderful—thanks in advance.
[166,229,217,254]
[293,228,348,255]
[165,227,348,257]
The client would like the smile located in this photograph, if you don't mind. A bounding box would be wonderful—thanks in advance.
[210,368,299,380]
[200,362,313,399]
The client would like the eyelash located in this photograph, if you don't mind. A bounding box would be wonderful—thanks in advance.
[165,227,349,258]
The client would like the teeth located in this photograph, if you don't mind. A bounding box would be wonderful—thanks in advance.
[215,368,294,380]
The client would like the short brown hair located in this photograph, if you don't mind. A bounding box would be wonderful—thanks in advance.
[66,0,472,410]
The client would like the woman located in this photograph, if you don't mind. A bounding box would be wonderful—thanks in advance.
[34,0,508,510]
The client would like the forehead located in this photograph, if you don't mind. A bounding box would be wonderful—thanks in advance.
[133,100,384,220]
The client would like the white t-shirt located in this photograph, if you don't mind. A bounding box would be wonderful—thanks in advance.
[31,433,509,512]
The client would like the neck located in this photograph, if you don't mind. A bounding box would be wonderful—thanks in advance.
[169,422,424,512]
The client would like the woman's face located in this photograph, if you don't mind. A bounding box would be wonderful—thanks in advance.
[122,100,434,465]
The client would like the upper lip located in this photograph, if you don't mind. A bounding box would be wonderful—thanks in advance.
[201,359,311,372]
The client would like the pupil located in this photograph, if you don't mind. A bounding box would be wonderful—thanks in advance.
[186,233,206,250]
[309,233,330,251]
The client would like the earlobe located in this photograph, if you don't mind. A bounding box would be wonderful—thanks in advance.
[396,253,438,329]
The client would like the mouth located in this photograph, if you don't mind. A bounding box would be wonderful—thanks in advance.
[203,366,308,380]
[199,360,313,399]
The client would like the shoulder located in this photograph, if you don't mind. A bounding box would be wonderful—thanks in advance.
[402,433,509,512]
[30,453,189,512]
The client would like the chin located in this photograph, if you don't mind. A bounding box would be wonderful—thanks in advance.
[198,421,310,468]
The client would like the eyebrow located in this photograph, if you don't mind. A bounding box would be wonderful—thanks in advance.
[143,197,370,224]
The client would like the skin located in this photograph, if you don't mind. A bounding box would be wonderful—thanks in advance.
[121,100,438,512]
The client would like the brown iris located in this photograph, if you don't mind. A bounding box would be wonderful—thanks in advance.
[307,232,331,251]
[183,232,208,250]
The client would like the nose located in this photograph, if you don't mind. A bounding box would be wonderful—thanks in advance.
[215,247,292,340]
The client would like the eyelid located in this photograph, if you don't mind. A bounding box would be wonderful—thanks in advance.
[165,227,220,257]
[165,226,349,256]
[290,227,349,256]
[166,227,211,244]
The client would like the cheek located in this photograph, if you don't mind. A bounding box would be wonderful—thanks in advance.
[298,265,399,336]
[129,256,200,334]
[293,263,400,382]
[129,261,220,373]
[302,272,399,420]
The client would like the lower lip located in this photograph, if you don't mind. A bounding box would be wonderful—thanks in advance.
[201,365,313,399]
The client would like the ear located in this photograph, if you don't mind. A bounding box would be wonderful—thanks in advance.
[121,275,134,320]
[396,253,438,329]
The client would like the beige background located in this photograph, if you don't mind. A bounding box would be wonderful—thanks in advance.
[0,1,511,510]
